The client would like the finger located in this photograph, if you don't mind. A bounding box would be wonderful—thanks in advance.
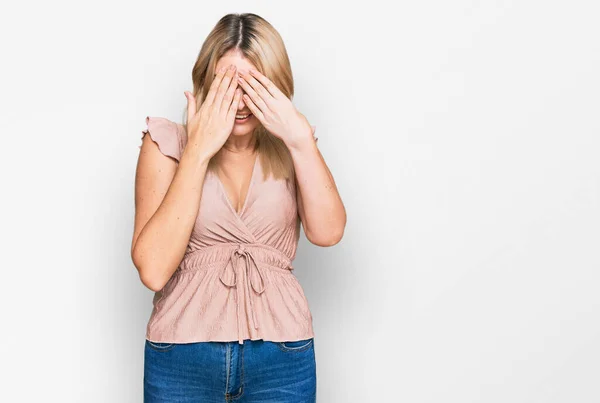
[221,71,240,116]
[213,65,237,113]
[242,93,265,123]
[238,75,269,114]
[204,66,228,106]
[227,88,243,123]
[248,68,285,99]
[239,72,273,107]
[185,91,197,121]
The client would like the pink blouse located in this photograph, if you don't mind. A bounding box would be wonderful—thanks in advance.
[139,116,316,344]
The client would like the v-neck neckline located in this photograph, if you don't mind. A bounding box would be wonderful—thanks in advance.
[215,151,259,218]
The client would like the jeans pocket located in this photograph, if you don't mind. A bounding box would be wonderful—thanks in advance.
[146,339,176,352]
[276,338,314,352]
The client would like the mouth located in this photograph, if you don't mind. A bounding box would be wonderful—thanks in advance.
[235,113,253,123]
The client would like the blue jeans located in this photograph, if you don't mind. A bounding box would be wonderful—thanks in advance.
[144,337,317,402]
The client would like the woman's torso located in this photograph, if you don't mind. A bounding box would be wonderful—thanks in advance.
[141,116,314,345]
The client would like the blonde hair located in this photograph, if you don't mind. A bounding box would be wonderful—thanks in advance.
[182,13,296,184]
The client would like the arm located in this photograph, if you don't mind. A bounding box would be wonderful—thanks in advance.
[132,136,210,292]
[289,128,346,246]
[234,68,346,246]
[132,65,243,291]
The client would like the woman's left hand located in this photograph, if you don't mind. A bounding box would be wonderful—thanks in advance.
[237,69,314,148]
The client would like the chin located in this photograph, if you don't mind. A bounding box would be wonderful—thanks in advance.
[231,120,259,136]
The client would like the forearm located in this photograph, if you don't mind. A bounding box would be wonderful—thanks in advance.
[134,145,210,291]
[287,131,346,244]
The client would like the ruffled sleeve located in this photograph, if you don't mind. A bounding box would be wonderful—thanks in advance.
[139,116,182,161]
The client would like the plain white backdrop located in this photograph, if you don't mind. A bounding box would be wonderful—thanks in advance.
[1,1,599,402]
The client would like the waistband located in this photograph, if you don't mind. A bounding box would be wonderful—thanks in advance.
[177,243,294,274]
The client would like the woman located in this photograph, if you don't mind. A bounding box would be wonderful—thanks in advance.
[132,13,346,402]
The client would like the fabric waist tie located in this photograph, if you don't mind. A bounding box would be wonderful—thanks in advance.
[219,243,267,345]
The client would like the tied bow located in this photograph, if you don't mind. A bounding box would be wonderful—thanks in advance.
[219,244,266,336]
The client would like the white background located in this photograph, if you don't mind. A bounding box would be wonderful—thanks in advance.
[1,1,599,402]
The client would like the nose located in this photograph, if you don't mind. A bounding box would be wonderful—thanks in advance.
[237,93,250,113]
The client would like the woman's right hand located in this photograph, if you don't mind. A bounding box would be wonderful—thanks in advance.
[184,64,243,160]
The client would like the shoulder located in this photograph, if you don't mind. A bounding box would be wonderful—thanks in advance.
[143,116,183,138]
[140,116,186,161]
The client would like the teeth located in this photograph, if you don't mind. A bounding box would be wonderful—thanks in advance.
[236,114,250,119]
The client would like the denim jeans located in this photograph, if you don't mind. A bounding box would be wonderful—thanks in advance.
[144,337,317,402]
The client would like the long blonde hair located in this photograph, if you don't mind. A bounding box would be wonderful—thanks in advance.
[182,13,296,183]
